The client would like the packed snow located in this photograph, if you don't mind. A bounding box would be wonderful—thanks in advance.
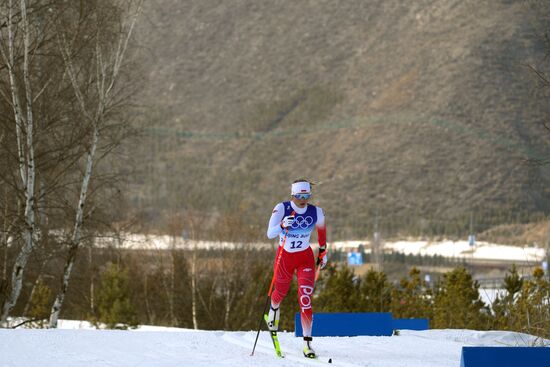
[0,321,546,367]
[377,240,545,263]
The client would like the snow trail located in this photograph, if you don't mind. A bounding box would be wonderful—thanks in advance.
[0,326,544,367]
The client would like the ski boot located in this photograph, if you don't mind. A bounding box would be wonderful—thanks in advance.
[303,336,316,358]
[266,305,280,331]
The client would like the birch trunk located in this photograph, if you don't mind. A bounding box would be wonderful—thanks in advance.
[0,0,36,326]
[1,190,18,284]
[49,126,98,328]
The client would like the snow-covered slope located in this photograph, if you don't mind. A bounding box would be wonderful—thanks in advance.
[333,240,546,263]
[96,234,546,263]
[0,325,544,367]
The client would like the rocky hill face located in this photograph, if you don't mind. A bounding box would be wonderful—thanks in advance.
[130,0,550,238]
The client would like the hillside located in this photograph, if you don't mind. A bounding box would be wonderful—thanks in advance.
[129,0,550,238]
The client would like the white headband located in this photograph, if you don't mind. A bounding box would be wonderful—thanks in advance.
[291,181,311,195]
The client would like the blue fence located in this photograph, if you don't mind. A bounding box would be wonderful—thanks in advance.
[392,318,429,331]
[460,347,550,367]
[294,313,428,337]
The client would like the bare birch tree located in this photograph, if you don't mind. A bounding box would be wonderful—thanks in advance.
[49,0,142,327]
[0,0,80,328]
[0,0,38,326]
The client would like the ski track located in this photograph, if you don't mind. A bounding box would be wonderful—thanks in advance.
[0,327,545,367]
[222,332,361,367]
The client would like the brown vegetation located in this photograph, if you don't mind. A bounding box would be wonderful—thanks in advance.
[128,0,550,238]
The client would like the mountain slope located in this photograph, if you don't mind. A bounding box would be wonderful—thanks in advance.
[131,0,550,237]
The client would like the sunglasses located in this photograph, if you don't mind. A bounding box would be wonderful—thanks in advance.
[293,193,311,200]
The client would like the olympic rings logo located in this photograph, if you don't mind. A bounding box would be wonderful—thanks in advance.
[291,216,314,229]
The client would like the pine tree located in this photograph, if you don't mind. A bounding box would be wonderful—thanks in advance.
[504,264,523,296]
[509,267,550,339]
[432,267,489,329]
[390,267,432,320]
[492,265,523,331]
[359,268,392,312]
[315,265,361,312]
[96,264,138,329]
[28,278,53,328]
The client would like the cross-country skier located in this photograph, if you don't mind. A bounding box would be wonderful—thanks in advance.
[266,178,328,358]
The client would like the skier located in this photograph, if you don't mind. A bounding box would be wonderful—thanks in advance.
[266,178,328,358]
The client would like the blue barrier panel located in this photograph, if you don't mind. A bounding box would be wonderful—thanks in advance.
[392,318,429,331]
[295,312,393,337]
[460,347,550,367]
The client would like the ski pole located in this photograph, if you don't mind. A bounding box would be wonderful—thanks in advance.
[315,263,321,282]
[251,211,294,356]
[267,239,286,297]
[250,245,283,356]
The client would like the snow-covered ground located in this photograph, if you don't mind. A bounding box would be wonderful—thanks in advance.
[477,288,507,307]
[0,321,546,367]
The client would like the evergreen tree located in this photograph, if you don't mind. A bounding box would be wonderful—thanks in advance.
[504,264,523,296]
[390,267,432,320]
[315,265,361,312]
[28,278,53,328]
[492,265,523,331]
[96,264,138,329]
[432,267,489,329]
[359,268,392,312]
[509,267,550,338]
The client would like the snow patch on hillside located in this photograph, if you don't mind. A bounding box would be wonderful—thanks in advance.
[95,234,546,263]
[334,240,546,263]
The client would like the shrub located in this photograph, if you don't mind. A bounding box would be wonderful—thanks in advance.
[432,267,490,329]
[96,264,138,329]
